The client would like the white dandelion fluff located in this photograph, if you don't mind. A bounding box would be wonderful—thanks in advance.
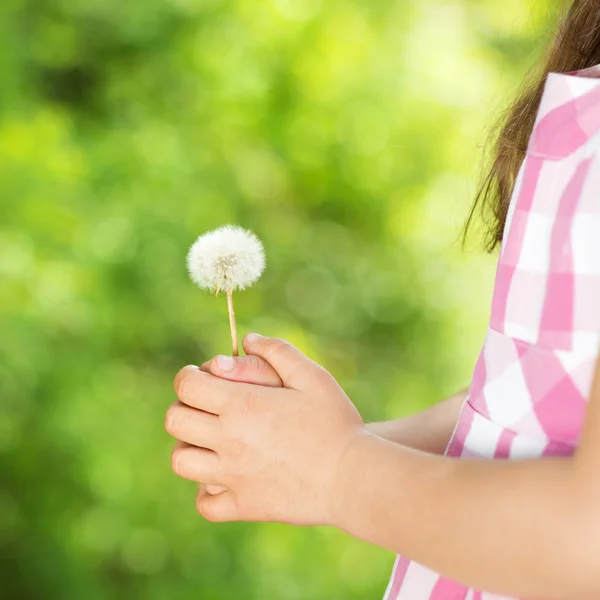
[187,225,266,356]
[187,225,265,294]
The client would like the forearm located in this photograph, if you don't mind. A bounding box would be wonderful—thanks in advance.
[331,435,600,598]
[366,389,467,454]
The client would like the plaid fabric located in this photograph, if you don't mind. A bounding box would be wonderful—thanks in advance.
[384,65,600,600]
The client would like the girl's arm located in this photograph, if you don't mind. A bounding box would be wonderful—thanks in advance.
[202,355,467,454]
[366,390,466,453]
[179,336,600,598]
[331,367,600,599]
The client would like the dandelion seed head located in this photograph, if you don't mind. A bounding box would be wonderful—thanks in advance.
[187,225,266,294]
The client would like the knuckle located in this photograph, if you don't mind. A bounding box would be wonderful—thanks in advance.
[164,404,180,434]
[247,355,263,377]
[171,447,188,477]
[268,338,291,354]
[265,338,295,363]
[174,365,197,397]
[313,363,334,386]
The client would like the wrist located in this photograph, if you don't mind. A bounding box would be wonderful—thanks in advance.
[327,429,384,531]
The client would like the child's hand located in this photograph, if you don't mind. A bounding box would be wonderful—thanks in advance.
[165,334,366,526]
[196,349,282,495]
[199,341,283,388]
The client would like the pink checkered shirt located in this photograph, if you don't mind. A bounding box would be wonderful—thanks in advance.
[384,63,600,600]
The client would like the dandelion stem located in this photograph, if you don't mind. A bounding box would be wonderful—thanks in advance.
[226,289,239,357]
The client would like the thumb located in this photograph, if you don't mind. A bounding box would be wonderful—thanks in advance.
[200,354,283,388]
[242,333,325,389]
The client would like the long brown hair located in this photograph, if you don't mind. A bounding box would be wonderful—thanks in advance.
[467,0,600,251]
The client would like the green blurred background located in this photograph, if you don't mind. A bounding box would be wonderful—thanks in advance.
[0,0,560,598]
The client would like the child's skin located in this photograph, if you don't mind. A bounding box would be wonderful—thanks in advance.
[165,333,600,598]
[198,350,467,454]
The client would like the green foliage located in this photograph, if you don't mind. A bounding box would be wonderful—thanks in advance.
[0,0,559,598]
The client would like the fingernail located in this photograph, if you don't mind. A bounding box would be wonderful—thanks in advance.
[245,333,261,344]
[216,355,234,371]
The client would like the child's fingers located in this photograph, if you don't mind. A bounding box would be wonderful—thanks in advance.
[196,487,239,523]
[165,401,221,450]
[202,483,227,495]
[200,355,283,388]
[171,442,224,484]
